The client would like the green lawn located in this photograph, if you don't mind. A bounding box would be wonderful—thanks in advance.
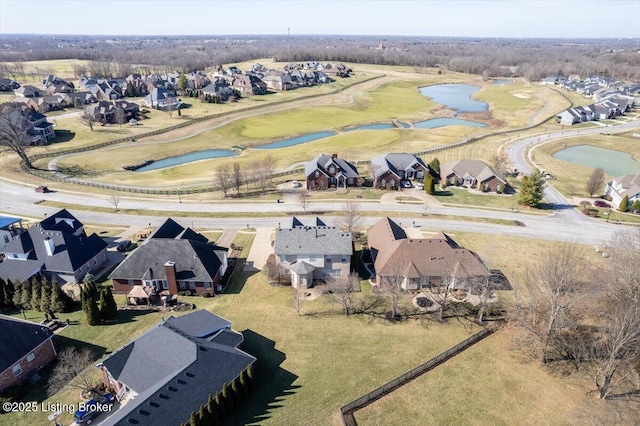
[433,187,521,210]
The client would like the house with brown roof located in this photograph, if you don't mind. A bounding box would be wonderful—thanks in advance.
[305,153,361,190]
[605,173,640,210]
[440,159,508,192]
[370,153,430,190]
[368,217,487,291]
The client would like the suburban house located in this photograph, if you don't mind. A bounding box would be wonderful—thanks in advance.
[0,78,20,91]
[109,218,228,296]
[368,217,488,291]
[274,217,353,289]
[305,153,361,190]
[14,85,43,98]
[0,216,24,250]
[440,159,508,192]
[144,87,179,110]
[0,209,108,285]
[0,315,57,392]
[201,79,235,102]
[605,173,640,210]
[96,310,255,426]
[370,153,430,189]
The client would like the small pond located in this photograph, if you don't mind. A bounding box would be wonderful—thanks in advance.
[256,131,337,150]
[419,84,488,113]
[492,79,515,85]
[135,149,238,172]
[552,145,640,176]
[413,117,487,129]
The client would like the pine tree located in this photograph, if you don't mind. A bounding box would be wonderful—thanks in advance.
[231,378,241,405]
[221,382,233,411]
[31,277,41,311]
[178,74,189,91]
[0,278,5,307]
[632,200,640,212]
[246,365,254,393]
[49,280,66,313]
[20,280,32,309]
[618,195,629,212]
[189,411,198,426]
[99,286,118,320]
[215,390,226,420]
[2,279,13,308]
[198,404,208,426]
[206,393,218,425]
[239,370,249,399]
[424,174,435,195]
[86,293,100,326]
[13,282,24,308]
[40,281,51,313]
[518,169,545,207]
[428,157,441,176]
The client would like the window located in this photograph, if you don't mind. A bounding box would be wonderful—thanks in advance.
[26,353,35,363]
[341,256,348,263]
[315,171,320,178]
[3,235,8,244]
[12,364,22,377]
[326,256,332,263]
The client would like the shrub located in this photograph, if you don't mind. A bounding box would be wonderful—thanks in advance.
[619,195,629,212]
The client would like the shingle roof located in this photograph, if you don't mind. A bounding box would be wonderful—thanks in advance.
[100,311,255,426]
[610,174,640,199]
[370,153,428,178]
[150,218,186,239]
[440,159,507,185]
[305,154,360,179]
[274,226,352,256]
[164,310,231,338]
[289,260,316,274]
[0,315,54,373]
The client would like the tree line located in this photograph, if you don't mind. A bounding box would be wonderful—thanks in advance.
[1,34,638,81]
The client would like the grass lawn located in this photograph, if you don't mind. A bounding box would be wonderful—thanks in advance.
[354,328,627,426]
[532,133,640,199]
[433,187,521,210]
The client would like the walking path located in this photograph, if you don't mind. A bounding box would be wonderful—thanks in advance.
[244,227,273,272]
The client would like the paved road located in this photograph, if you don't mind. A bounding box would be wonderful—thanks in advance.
[1,120,638,247]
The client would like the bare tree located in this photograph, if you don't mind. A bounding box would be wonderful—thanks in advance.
[338,200,362,236]
[586,167,605,198]
[108,194,121,211]
[215,164,233,197]
[254,158,271,194]
[512,242,586,363]
[292,287,305,316]
[324,272,360,316]
[79,111,96,132]
[264,254,289,285]
[264,155,275,186]
[232,162,243,195]
[378,261,407,319]
[298,189,310,214]
[489,150,510,175]
[47,348,98,397]
[0,103,35,169]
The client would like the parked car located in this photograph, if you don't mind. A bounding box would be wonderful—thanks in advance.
[35,186,50,193]
[291,180,302,188]
[415,182,424,190]
[400,180,413,189]
[117,240,131,252]
[594,200,610,208]
[74,393,114,425]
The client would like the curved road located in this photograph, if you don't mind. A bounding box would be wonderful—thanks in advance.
[1,120,638,246]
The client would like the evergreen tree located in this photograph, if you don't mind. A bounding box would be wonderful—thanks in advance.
[618,195,629,212]
[2,279,14,308]
[178,74,189,91]
[428,158,441,177]
[20,280,32,309]
[0,278,5,307]
[49,278,68,313]
[198,404,208,426]
[189,411,198,426]
[215,392,226,420]
[99,286,118,320]
[631,200,640,212]
[31,277,41,311]
[221,382,233,411]
[246,365,254,393]
[206,394,217,425]
[83,274,97,298]
[86,292,100,326]
[424,174,435,195]
[40,281,51,313]
[126,81,136,97]
[231,378,241,405]
[239,370,249,399]
[12,282,24,308]
[518,169,545,207]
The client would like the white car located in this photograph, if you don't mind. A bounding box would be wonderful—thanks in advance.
[292,180,302,188]
[415,182,424,190]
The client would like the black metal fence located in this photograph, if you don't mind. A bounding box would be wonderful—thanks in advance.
[339,326,497,426]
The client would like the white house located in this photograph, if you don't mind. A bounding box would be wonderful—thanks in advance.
[605,174,640,210]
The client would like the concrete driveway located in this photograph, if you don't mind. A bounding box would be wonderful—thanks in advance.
[244,228,274,272]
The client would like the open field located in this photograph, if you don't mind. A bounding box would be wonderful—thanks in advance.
[532,133,640,198]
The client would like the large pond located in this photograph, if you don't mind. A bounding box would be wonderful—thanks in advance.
[414,117,487,129]
[419,84,488,113]
[135,149,238,172]
[256,131,337,150]
[552,145,640,176]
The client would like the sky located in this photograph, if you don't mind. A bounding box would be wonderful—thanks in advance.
[1,0,639,38]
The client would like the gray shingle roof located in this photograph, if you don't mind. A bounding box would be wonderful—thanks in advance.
[440,159,507,185]
[100,311,255,426]
[164,310,231,338]
[0,315,54,373]
[274,226,352,256]
[370,153,427,178]
[305,154,360,179]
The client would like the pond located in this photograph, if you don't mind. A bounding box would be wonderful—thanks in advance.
[552,145,640,176]
[413,117,487,129]
[135,149,238,172]
[255,131,337,150]
[419,84,488,113]
[492,79,515,85]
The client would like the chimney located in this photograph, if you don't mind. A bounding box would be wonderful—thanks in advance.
[332,153,338,159]
[43,237,55,256]
[164,261,178,295]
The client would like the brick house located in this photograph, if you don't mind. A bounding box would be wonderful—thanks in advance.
[440,159,509,192]
[370,153,430,190]
[0,315,57,392]
[305,153,361,190]
[109,218,227,296]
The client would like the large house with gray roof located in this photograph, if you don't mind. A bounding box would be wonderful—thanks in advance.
[368,217,488,291]
[605,173,640,210]
[109,218,227,296]
[305,153,361,190]
[370,153,430,190]
[274,217,353,288]
[97,310,255,426]
[0,315,57,392]
[440,159,508,192]
[0,209,108,285]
